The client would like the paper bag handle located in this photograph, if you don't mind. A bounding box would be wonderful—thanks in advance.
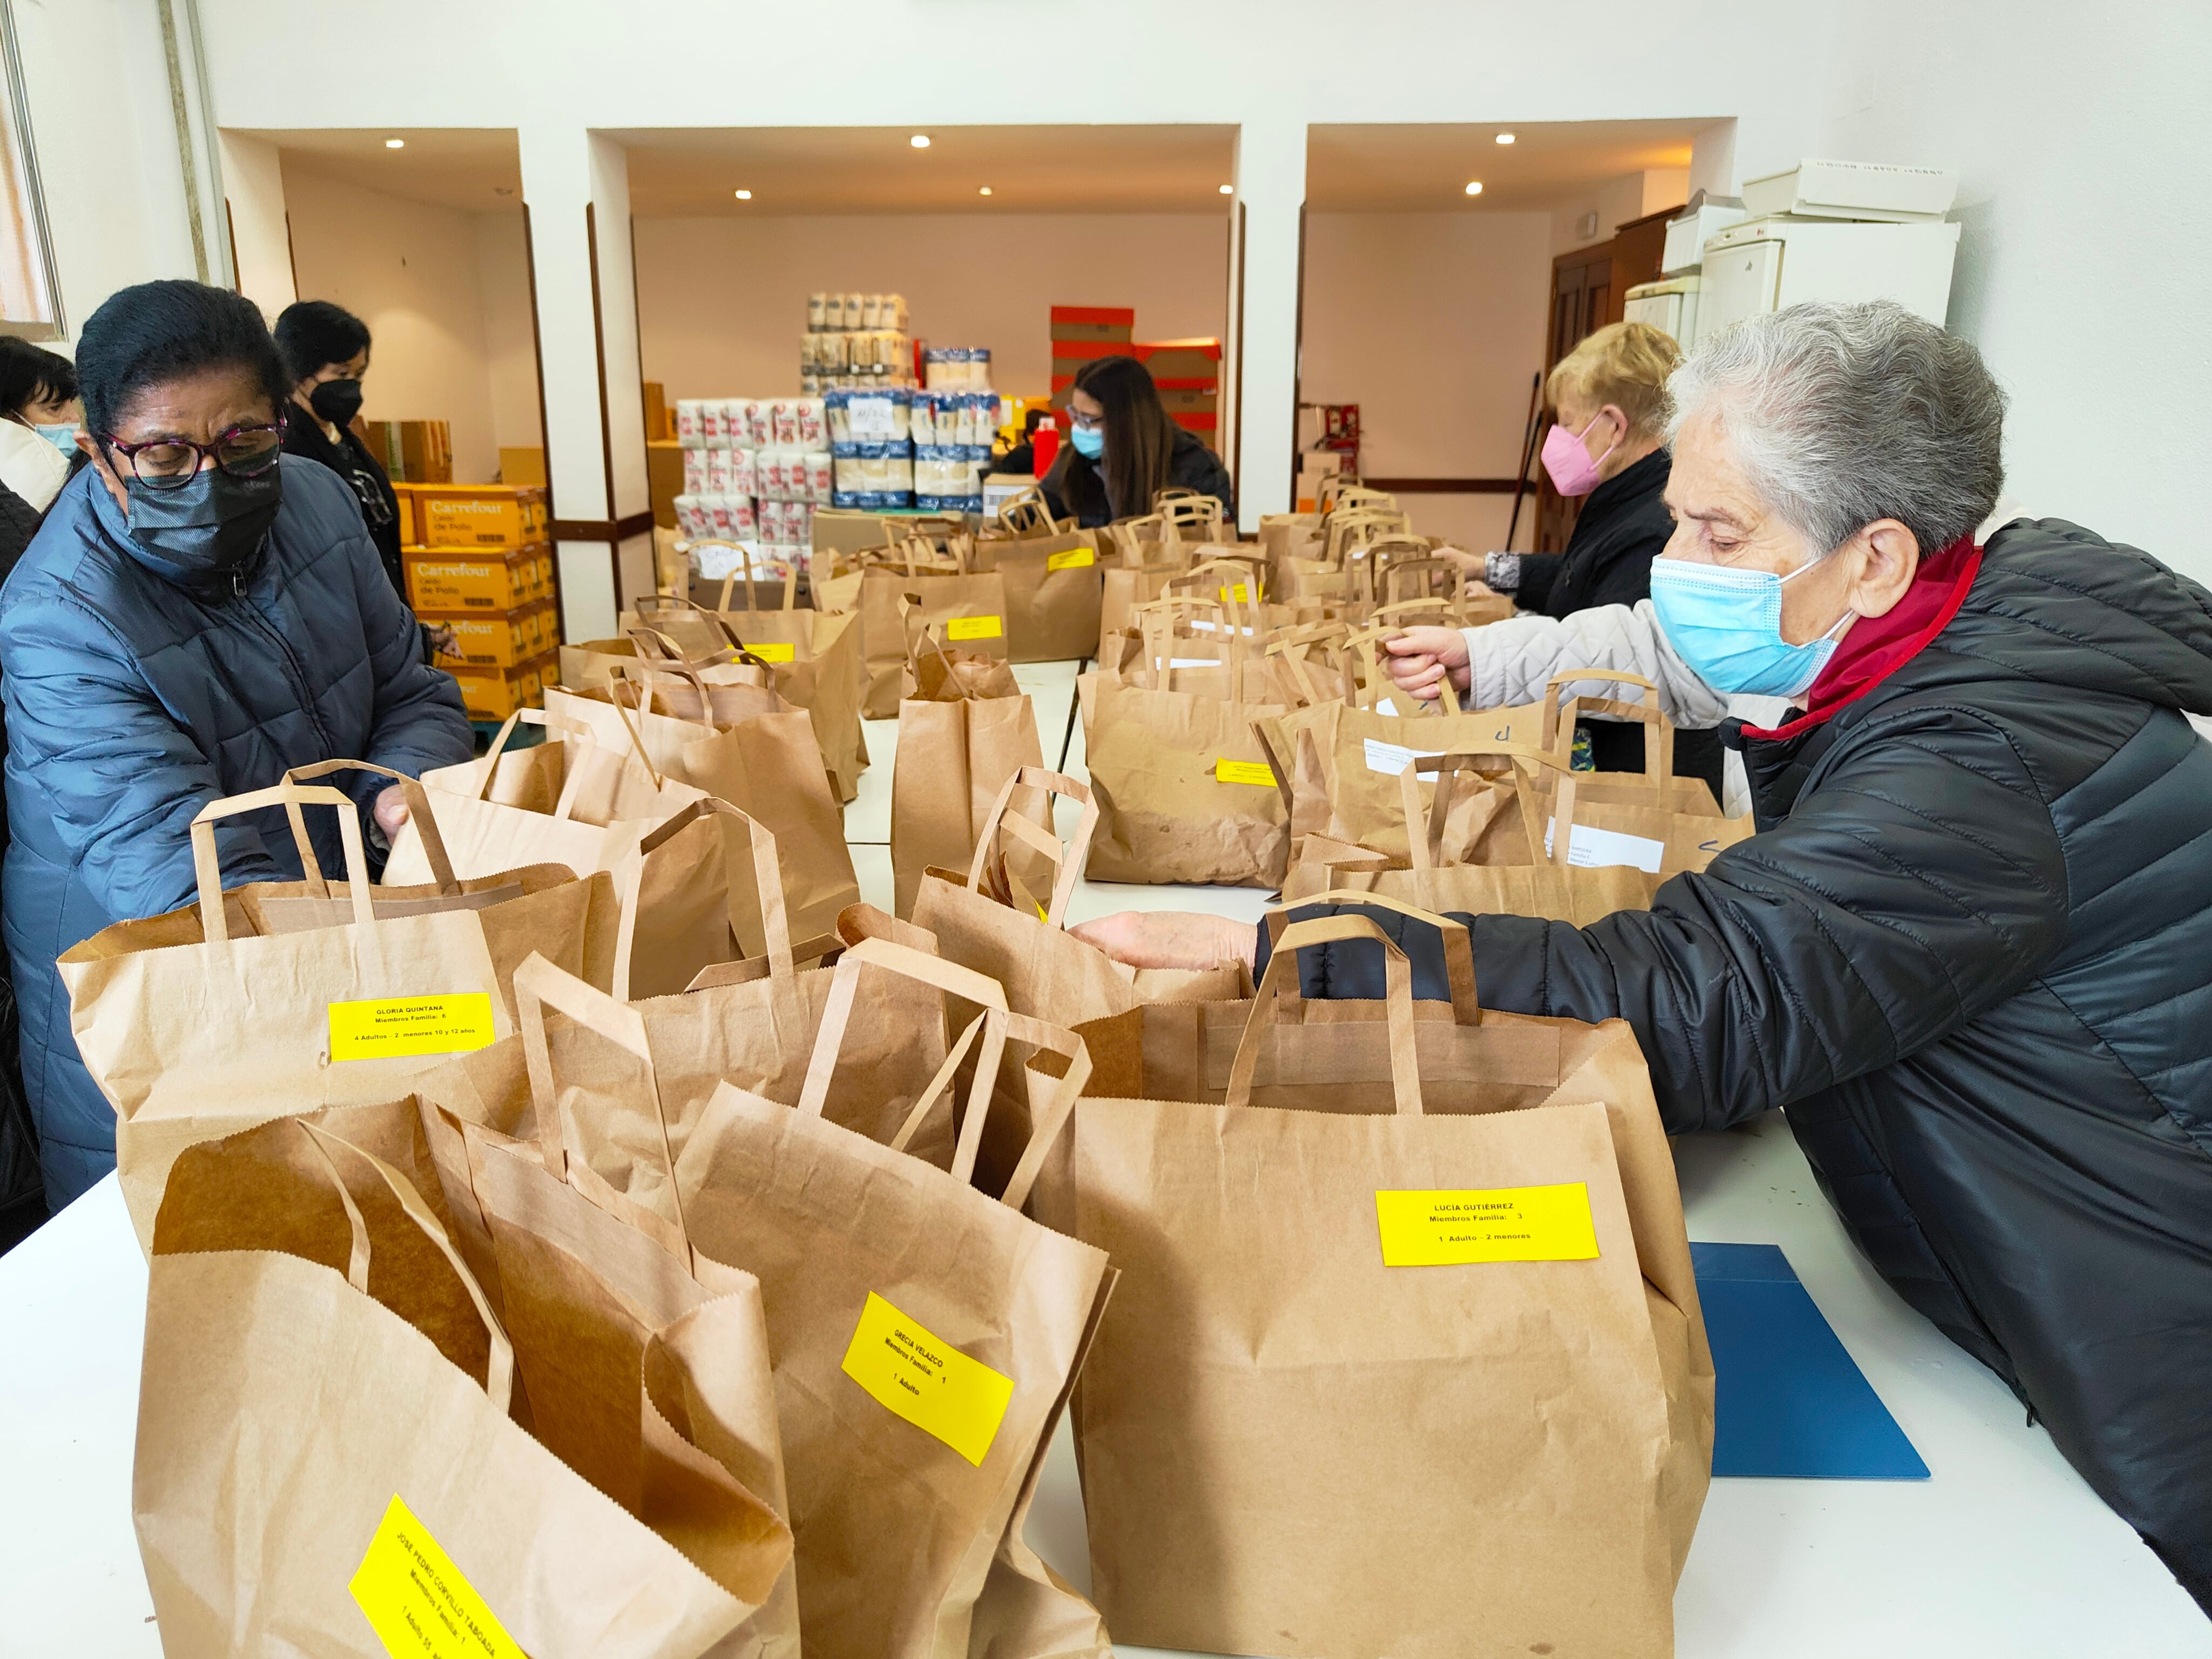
[1539,669,1656,744]
[190,780,372,946]
[995,487,1056,536]
[875,996,1093,1209]
[1398,747,1562,878]
[965,765,1096,928]
[1229,913,1421,1117]
[1262,887,1482,1024]
[473,706,593,805]
[511,952,696,1270]
[795,937,1008,1165]
[616,797,791,998]
[294,1118,516,1414]
[1554,690,1676,792]
[281,760,457,896]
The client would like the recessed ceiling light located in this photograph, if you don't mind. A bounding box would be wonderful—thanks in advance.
[1219,184,1235,195]
[910,134,930,149]
[734,189,752,200]
[1495,132,1515,145]
[978,185,993,197]
[1465,180,1484,195]
[384,137,405,150]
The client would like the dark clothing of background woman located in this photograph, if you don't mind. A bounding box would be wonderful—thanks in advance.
[1043,427,1235,530]
[281,412,407,599]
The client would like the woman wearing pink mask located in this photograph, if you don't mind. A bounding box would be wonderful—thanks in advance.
[1418,322,1723,793]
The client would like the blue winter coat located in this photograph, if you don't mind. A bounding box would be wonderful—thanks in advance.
[0,456,473,1208]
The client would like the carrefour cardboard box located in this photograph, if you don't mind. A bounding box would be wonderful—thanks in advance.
[444,660,540,723]
[1049,305,1134,344]
[414,484,550,548]
[428,603,547,670]
[405,544,549,612]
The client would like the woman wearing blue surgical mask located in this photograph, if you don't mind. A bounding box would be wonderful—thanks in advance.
[0,280,473,1212]
[0,336,84,580]
[1041,353,1233,530]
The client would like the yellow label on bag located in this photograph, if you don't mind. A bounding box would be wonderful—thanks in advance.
[328,994,496,1063]
[841,1291,1014,1466]
[1214,758,1276,787]
[1218,581,1255,603]
[350,1493,519,1658]
[746,640,796,663]
[1374,1183,1599,1266]
[1046,547,1095,571]
[945,615,1004,641]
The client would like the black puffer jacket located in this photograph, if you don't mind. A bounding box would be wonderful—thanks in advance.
[1264,518,2212,1609]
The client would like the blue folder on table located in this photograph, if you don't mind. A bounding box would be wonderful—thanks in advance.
[1689,1241,1929,1480]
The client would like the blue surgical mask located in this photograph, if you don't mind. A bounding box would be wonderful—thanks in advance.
[1647,552,1853,698]
[32,423,76,455]
[1069,423,1104,460]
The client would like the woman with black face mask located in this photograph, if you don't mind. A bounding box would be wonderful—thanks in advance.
[273,301,402,593]
[0,280,473,1212]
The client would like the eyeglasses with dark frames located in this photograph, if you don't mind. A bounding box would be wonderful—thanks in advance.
[98,421,284,490]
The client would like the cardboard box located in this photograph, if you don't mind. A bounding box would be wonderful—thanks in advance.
[444,659,539,723]
[427,605,543,670]
[498,447,547,487]
[531,649,562,692]
[1157,386,1219,416]
[1134,338,1223,382]
[414,484,550,548]
[642,380,671,442]
[648,439,684,529]
[365,420,453,484]
[1050,305,1134,345]
[405,543,548,612]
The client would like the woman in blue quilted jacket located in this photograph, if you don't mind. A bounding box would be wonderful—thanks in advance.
[0,280,473,1212]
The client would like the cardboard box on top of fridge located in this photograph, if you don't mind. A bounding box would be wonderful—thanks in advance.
[1739,160,1958,224]
[1156,386,1218,416]
[414,484,550,548]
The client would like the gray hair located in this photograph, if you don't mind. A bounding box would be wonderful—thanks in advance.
[1665,300,2006,555]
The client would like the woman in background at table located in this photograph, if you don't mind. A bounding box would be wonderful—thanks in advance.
[275,299,449,663]
[0,280,471,1211]
[1041,353,1234,530]
[1453,320,1723,798]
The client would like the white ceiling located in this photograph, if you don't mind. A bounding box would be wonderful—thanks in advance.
[253,127,524,213]
[249,118,1717,220]
[1307,118,1716,213]
[611,124,1239,217]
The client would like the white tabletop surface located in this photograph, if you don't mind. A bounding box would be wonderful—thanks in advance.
[4,657,2206,1657]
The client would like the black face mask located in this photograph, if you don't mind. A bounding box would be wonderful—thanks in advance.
[308,376,364,427]
[117,462,284,578]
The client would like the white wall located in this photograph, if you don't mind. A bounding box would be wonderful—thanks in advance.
[12,0,199,340]
[70,0,2211,582]
[1301,211,1552,552]
[220,131,295,323]
[633,212,1229,404]
[474,212,541,449]
[281,165,532,485]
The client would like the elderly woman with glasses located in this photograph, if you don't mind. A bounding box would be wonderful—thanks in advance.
[0,280,470,1210]
[1077,301,2212,1612]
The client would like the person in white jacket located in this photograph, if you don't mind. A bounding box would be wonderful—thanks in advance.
[0,336,78,528]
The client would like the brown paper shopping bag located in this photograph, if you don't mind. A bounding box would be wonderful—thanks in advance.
[913,766,1251,1026]
[667,938,1116,1659]
[1077,640,1292,888]
[419,913,963,1229]
[858,536,1010,717]
[1281,751,1667,919]
[973,489,1105,664]
[138,1111,790,1658]
[383,707,711,889]
[58,767,618,1249]
[891,615,1046,919]
[1034,903,1714,1659]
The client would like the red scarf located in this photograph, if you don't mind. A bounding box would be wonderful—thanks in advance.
[1740,535,1982,741]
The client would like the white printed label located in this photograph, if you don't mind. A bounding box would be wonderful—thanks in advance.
[1169,657,1225,669]
[1186,620,1256,636]
[1375,697,1399,716]
[1364,738,1422,777]
[1543,818,1665,872]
